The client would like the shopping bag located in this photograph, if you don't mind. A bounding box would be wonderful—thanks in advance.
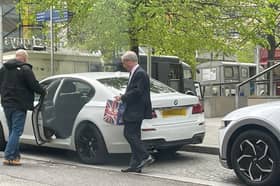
[103,99,126,125]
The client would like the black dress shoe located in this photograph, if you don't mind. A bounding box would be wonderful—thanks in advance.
[121,167,142,173]
[137,155,155,169]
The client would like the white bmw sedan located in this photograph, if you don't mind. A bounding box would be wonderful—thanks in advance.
[0,72,205,164]
[219,101,280,186]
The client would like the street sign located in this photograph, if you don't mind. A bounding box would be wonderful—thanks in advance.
[36,12,46,22]
[36,9,72,23]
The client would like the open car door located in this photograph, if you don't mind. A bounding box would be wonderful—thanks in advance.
[32,79,61,145]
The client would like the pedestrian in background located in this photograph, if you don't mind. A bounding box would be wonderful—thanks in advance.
[0,49,45,166]
[115,51,154,173]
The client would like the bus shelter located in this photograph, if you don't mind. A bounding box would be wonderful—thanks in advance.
[196,61,256,97]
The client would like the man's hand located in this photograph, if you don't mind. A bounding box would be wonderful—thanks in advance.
[114,95,122,102]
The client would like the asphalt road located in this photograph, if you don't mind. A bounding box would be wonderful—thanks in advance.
[0,145,245,186]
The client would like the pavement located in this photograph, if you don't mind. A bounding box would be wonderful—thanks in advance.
[182,117,222,155]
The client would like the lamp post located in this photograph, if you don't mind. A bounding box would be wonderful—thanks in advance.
[147,46,152,76]
[50,6,54,75]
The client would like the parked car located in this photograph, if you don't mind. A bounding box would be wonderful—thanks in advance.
[219,102,280,186]
[0,72,205,164]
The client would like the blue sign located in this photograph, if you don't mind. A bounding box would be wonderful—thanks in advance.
[36,12,47,22]
[36,9,73,23]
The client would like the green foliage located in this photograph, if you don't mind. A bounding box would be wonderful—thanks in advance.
[17,0,280,67]
[221,0,280,58]
[68,0,130,57]
[236,42,255,63]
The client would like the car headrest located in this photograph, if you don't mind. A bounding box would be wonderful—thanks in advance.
[61,81,76,93]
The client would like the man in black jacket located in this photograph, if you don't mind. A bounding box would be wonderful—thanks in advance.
[0,49,45,165]
[115,51,154,173]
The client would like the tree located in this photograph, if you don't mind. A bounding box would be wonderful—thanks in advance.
[19,0,280,77]
[215,0,280,94]
[18,0,238,64]
[236,42,255,63]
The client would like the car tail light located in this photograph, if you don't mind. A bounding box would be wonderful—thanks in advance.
[192,103,204,114]
[152,109,157,118]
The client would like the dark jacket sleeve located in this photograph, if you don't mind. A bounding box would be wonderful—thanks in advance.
[121,70,146,104]
[22,66,45,95]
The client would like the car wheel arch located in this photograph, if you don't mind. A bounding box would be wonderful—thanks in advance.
[226,124,280,169]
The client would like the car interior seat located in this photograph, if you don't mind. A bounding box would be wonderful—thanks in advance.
[54,81,85,138]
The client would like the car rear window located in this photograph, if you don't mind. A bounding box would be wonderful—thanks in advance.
[98,77,176,94]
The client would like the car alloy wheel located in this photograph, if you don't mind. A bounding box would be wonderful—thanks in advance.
[237,139,273,181]
[75,123,107,164]
[231,129,280,186]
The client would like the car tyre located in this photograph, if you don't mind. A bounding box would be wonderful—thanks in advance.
[0,124,6,151]
[75,123,108,164]
[231,129,280,186]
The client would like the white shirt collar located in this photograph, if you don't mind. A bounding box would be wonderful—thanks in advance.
[128,64,139,84]
[130,64,139,76]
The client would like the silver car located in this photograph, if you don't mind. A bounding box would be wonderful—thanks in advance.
[220,101,280,186]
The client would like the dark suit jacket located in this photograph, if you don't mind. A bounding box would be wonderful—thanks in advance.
[121,66,152,122]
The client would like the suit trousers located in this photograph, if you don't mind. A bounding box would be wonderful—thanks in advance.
[123,120,149,168]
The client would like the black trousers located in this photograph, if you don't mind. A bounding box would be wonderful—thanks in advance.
[123,120,149,168]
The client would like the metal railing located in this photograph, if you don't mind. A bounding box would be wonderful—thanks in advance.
[235,62,280,108]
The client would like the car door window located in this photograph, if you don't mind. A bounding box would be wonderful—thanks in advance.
[74,81,95,102]
[40,79,61,129]
[34,78,61,102]
[32,79,62,144]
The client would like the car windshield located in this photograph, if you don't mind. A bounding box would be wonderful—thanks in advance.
[98,77,176,95]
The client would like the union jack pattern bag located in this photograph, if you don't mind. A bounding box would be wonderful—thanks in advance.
[103,99,126,125]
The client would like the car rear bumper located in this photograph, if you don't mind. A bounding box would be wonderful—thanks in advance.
[105,120,205,153]
[143,132,205,150]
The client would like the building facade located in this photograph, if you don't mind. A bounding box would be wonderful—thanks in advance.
[2,0,21,51]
